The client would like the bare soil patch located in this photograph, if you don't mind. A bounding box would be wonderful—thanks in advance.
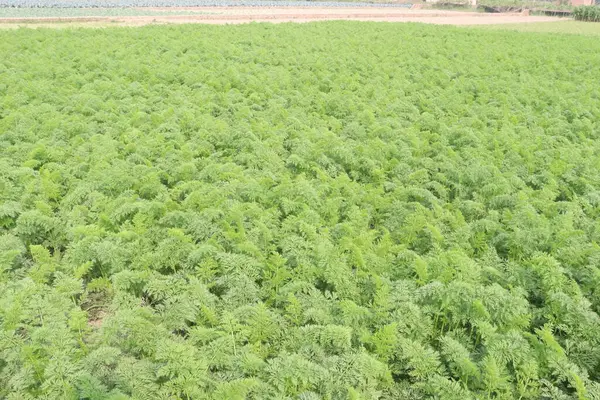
[0,7,564,27]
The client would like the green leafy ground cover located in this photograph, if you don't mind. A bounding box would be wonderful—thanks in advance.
[1,22,600,399]
[473,20,600,34]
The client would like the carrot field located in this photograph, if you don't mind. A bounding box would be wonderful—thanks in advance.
[1,22,600,399]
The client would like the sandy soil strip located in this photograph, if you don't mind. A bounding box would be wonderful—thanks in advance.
[0,7,565,27]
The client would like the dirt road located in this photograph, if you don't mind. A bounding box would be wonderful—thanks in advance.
[0,7,564,27]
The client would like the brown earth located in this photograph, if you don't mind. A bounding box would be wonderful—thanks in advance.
[0,7,564,27]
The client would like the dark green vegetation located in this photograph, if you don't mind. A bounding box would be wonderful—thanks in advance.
[573,5,600,21]
[1,22,600,399]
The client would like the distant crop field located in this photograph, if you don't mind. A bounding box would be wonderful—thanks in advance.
[0,7,218,17]
[1,22,600,399]
[0,0,412,7]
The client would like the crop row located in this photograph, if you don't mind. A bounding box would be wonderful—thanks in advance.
[0,7,223,16]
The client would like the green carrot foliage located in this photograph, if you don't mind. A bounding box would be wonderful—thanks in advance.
[1,22,600,399]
